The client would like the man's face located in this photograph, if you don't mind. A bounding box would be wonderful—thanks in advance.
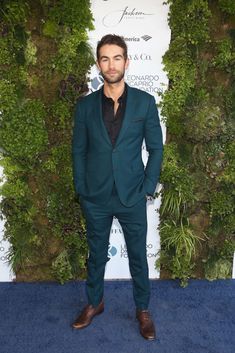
[97,44,129,84]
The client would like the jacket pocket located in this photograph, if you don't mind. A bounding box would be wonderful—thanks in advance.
[131,118,144,122]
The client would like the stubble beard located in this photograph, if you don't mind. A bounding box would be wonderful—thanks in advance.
[101,70,125,84]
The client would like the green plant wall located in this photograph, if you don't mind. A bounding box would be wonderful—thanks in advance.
[158,0,235,286]
[0,0,94,282]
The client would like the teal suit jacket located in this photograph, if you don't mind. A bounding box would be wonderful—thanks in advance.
[72,84,163,207]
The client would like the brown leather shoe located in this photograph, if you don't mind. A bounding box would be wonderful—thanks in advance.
[72,301,104,329]
[136,309,156,340]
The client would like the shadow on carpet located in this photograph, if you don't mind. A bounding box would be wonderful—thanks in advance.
[0,279,234,353]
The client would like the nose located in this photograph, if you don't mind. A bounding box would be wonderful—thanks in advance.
[108,59,115,70]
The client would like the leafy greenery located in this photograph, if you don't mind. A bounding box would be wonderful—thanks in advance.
[158,143,195,220]
[218,0,235,14]
[158,219,203,286]
[0,0,94,282]
[159,0,235,285]
[52,250,73,284]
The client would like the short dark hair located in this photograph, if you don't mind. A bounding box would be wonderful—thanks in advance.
[96,34,128,61]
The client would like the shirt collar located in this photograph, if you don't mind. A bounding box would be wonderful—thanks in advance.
[102,83,127,103]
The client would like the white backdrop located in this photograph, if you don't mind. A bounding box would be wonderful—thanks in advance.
[89,0,170,279]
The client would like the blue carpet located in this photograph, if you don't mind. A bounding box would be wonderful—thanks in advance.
[0,280,234,353]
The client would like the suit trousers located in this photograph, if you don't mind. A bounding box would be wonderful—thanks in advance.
[79,185,150,310]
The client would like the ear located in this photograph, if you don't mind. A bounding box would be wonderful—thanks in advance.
[125,58,129,70]
[96,60,101,71]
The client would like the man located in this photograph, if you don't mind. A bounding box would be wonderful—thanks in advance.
[72,34,163,340]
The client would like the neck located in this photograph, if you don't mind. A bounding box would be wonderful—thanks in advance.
[103,80,125,102]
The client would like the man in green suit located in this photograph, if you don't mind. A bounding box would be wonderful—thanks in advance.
[72,34,163,340]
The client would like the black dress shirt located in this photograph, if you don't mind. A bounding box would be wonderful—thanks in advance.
[102,84,127,146]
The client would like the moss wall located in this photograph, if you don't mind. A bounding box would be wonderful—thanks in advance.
[158,0,235,286]
[0,0,94,282]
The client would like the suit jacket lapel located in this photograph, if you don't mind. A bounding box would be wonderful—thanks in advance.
[115,85,135,147]
[93,89,112,147]
[93,84,136,148]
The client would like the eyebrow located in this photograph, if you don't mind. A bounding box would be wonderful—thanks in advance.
[100,54,124,60]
